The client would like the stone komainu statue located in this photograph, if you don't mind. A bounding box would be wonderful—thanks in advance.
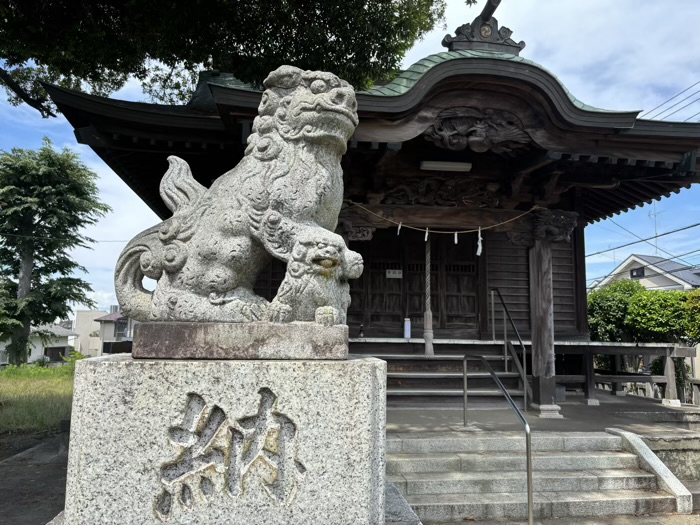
[115,66,363,325]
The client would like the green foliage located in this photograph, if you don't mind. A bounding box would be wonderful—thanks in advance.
[0,279,21,337]
[32,355,50,368]
[587,280,645,342]
[685,289,700,344]
[0,0,477,116]
[61,350,87,370]
[588,281,700,345]
[626,290,688,343]
[0,139,110,364]
[650,356,691,402]
[0,364,74,434]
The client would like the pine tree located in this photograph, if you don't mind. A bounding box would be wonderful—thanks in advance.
[0,139,110,364]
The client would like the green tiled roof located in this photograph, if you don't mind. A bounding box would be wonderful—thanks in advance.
[359,50,615,114]
[194,50,617,115]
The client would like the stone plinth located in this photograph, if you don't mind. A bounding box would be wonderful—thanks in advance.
[63,354,386,525]
[132,322,348,359]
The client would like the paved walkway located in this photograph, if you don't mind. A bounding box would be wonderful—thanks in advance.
[432,517,700,524]
[387,390,700,436]
[0,435,67,525]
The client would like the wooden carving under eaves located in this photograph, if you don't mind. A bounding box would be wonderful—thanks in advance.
[424,107,533,156]
[347,227,376,241]
[381,176,502,208]
[506,231,534,247]
[533,210,579,242]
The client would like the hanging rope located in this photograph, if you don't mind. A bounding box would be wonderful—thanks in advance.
[344,200,543,235]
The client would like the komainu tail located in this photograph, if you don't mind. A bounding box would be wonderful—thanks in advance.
[114,227,162,321]
[160,156,206,214]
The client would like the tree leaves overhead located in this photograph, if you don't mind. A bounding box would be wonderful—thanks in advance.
[0,0,477,116]
[0,139,110,362]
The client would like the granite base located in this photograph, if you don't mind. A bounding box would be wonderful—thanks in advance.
[132,321,349,359]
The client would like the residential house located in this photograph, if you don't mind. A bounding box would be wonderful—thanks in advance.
[95,306,137,354]
[0,324,78,364]
[72,310,108,357]
[594,254,700,291]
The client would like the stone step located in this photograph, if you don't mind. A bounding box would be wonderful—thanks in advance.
[388,432,622,454]
[388,371,520,379]
[406,489,676,521]
[387,388,524,397]
[365,353,510,360]
[387,450,639,474]
[389,469,657,495]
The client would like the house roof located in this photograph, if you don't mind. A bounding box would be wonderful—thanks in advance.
[632,254,700,287]
[596,253,700,289]
[94,311,126,322]
[32,324,79,337]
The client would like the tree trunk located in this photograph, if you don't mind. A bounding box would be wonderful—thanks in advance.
[9,242,33,365]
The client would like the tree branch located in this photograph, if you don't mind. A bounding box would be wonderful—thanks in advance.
[0,66,57,118]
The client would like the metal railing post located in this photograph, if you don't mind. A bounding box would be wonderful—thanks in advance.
[491,288,530,412]
[463,355,468,427]
[523,343,528,411]
[503,307,508,373]
[476,356,534,525]
[526,426,534,525]
[491,290,496,341]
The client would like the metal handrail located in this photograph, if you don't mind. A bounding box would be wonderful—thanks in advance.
[463,355,534,525]
[491,288,530,410]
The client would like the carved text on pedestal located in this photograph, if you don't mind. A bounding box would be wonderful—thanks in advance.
[155,388,306,520]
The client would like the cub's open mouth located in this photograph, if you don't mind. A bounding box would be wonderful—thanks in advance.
[313,257,338,269]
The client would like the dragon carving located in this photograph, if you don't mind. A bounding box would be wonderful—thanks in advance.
[424,106,532,156]
[115,66,362,326]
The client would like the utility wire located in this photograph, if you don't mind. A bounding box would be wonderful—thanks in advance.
[684,109,700,122]
[646,88,700,120]
[609,218,694,267]
[0,231,129,243]
[586,222,700,258]
[660,95,700,121]
[640,80,700,118]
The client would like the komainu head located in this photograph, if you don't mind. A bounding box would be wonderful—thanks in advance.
[246,65,359,158]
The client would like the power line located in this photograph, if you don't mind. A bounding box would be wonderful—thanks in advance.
[608,218,694,267]
[640,80,700,118]
[660,95,700,121]
[0,231,129,243]
[585,221,700,258]
[646,88,700,120]
[684,109,700,122]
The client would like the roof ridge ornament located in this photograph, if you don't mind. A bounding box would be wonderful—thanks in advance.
[442,0,526,55]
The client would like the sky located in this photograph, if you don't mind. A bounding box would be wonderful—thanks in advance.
[1,0,700,314]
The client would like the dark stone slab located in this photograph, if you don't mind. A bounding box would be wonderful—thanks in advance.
[132,321,348,360]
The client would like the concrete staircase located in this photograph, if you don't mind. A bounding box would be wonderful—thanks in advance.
[386,431,678,523]
[350,339,525,407]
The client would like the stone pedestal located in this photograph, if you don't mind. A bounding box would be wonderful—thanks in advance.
[132,322,349,360]
[62,354,386,525]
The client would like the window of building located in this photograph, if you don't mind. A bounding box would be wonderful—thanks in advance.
[630,267,644,279]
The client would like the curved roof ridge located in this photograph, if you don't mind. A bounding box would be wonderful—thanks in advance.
[359,50,627,115]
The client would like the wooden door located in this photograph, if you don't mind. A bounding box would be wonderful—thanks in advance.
[348,229,480,338]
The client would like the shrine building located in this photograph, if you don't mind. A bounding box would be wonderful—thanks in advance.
[45,2,700,416]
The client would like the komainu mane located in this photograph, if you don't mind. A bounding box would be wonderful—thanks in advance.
[115,66,363,325]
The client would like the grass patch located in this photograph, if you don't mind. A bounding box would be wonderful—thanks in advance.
[0,365,74,434]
